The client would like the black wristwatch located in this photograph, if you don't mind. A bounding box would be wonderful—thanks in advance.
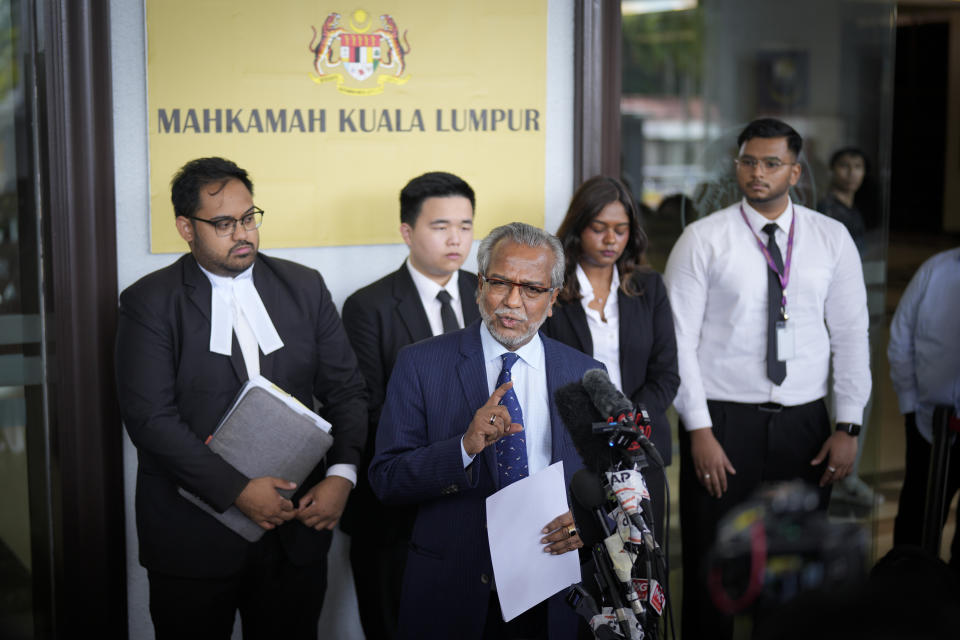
[836,422,861,436]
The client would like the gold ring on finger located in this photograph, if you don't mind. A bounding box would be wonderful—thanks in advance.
[489,414,497,425]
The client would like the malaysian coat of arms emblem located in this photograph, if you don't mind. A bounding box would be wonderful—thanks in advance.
[309,9,411,95]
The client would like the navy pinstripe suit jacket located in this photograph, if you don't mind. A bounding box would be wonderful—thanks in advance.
[369,320,602,640]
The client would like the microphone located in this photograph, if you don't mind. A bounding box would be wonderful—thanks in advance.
[555,381,617,474]
[572,469,646,630]
[581,369,665,468]
[582,369,632,418]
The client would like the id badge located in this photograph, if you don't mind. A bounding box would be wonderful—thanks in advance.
[776,321,795,361]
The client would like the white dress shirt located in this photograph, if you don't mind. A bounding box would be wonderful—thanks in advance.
[576,263,623,392]
[460,322,552,473]
[406,260,466,335]
[198,261,357,486]
[888,248,960,442]
[663,198,871,430]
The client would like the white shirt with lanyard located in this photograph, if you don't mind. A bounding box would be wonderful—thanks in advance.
[739,203,796,362]
[664,198,871,429]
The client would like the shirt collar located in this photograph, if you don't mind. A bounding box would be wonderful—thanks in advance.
[479,320,543,371]
[575,262,620,301]
[741,197,794,235]
[406,259,461,302]
[198,261,255,289]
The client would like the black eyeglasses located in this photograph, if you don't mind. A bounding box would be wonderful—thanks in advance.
[480,274,555,300]
[190,207,264,237]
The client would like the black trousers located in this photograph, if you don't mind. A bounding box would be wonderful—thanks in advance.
[893,412,960,569]
[678,399,832,640]
[482,592,548,640]
[349,532,408,640]
[148,531,328,640]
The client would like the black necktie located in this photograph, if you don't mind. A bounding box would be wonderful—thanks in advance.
[436,290,459,334]
[762,223,787,385]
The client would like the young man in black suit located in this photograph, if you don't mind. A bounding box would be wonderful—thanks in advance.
[116,157,366,639]
[340,171,479,640]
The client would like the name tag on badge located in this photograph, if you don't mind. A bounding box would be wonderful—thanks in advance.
[776,320,795,361]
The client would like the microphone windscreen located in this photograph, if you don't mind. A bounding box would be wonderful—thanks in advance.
[554,381,615,473]
[572,468,607,509]
[571,468,607,546]
[582,368,633,418]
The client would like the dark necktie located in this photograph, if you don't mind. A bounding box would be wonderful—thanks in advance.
[762,223,787,385]
[436,289,459,334]
[495,353,528,486]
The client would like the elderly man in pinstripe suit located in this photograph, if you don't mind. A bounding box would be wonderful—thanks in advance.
[370,222,602,640]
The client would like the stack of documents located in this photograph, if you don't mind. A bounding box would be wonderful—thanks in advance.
[179,375,334,541]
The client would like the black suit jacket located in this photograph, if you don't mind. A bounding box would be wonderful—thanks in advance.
[541,269,680,465]
[116,253,367,578]
[339,264,479,536]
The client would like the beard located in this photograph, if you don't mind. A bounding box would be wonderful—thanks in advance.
[478,304,546,349]
[192,238,257,276]
[743,180,791,208]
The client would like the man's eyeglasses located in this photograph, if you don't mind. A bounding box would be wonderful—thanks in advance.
[190,208,264,237]
[480,274,555,300]
[735,157,796,171]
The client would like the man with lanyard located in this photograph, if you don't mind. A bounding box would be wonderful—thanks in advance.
[664,118,871,639]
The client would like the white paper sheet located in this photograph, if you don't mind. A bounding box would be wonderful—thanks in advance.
[486,461,582,622]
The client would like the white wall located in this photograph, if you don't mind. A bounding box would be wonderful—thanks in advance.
[111,1,574,638]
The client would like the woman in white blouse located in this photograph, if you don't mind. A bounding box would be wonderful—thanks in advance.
[542,176,679,543]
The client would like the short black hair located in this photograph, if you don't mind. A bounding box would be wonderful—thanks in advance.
[399,171,475,226]
[170,157,253,218]
[829,146,867,169]
[737,118,803,158]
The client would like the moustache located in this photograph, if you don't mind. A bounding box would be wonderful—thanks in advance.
[495,307,528,322]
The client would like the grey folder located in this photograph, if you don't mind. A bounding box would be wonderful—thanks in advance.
[179,383,334,542]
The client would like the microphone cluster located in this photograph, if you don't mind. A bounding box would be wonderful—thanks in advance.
[556,369,672,640]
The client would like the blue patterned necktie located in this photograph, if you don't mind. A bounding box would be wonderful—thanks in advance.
[495,352,528,486]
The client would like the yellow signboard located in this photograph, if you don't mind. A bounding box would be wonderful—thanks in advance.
[146,1,547,252]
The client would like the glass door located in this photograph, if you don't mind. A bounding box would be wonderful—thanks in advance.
[0,0,51,637]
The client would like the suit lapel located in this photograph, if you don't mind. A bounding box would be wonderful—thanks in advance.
[617,289,641,394]
[457,323,499,490]
[566,302,594,357]
[458,270,481,325]
[543,338,568,464]
[393,265,433,343]
[182,254,212,323]
[183,255,247,382]
[253,257,279,383]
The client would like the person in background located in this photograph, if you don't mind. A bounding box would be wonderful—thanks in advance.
[664,118,871,639]
[888,246,960,572]
[339,171,479,640]
[817,147,867,254]
[818,146,882,511]
[541,175,679,543]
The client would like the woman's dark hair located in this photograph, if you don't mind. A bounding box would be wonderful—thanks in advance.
[555,176,648,303]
